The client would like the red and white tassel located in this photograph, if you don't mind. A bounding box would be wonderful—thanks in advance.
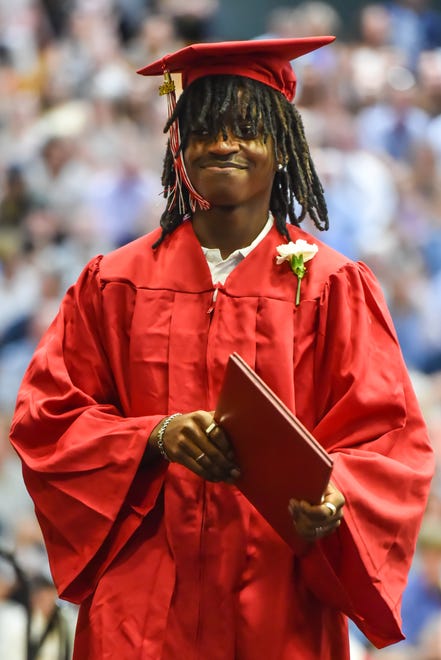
[160,71,210,213]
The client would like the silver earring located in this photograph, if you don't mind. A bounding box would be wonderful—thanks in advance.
[278,162,286,172]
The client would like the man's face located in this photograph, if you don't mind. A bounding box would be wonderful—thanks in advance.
[183,118,277,209]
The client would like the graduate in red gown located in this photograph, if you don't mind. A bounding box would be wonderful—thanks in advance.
[9,37,434,659]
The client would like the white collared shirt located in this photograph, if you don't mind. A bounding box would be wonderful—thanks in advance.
[201,215,274,286]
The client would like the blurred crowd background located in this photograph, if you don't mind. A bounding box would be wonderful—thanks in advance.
[0,0,441,658]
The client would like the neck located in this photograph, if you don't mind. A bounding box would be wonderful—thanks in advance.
[192,205,270,259]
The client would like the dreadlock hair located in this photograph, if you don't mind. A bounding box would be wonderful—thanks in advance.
[153,74,329,249]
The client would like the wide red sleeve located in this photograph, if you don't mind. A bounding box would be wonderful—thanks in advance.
[9,256,166,603]
[301,261,434,648]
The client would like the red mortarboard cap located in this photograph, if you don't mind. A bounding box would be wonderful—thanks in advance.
[137,37,336,102]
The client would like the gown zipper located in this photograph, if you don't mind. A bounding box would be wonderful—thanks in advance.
[195,481,207,654]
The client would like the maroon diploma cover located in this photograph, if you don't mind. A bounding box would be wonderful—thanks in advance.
[214,353,333,552]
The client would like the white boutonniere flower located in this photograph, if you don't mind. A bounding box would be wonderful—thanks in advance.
[276,239,318,306]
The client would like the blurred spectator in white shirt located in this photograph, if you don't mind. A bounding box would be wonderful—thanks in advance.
[356,71,430,162]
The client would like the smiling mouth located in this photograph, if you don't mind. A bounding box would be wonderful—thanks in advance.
[202,162,247,170]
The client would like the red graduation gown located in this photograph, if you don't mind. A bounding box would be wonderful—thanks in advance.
[10,221,434,659]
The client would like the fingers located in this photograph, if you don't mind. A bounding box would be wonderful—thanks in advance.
[323,501,337,517]
[204,417,236,461]
[162,411,240,483]
[288,481,345,542]
[288,499,341,541]
[205,417,235,459]
[190,418,240,483]
[322,481,346,512]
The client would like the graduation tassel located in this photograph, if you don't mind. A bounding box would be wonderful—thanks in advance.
[159,71,211,213]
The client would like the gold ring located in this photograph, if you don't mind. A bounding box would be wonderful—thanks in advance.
[195,452,206,463]
[324,502,337,517]
[205,422,217,436]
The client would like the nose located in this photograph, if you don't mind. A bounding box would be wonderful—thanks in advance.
[208,128,240,153]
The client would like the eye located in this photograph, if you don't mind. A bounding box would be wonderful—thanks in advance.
[190,125,210,138]
[238,123,258,139]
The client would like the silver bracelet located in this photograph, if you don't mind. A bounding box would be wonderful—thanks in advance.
[157,413,182,461]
